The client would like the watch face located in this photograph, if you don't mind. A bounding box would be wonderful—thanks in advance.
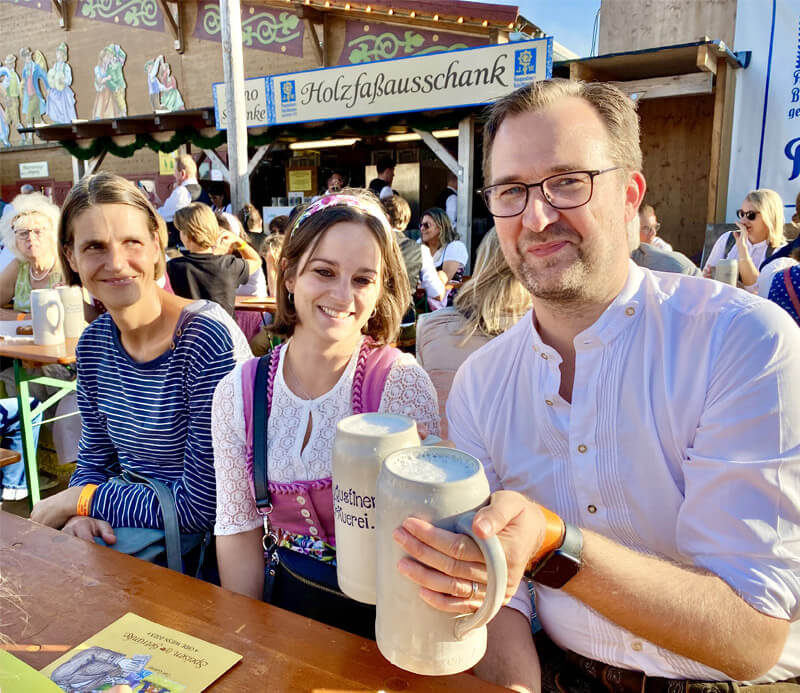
[527,523,583,589]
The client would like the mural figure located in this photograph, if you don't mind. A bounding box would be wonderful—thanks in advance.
[93,44,126,119]
[144,55,184,112]
[2,55,21,145]
[46,42,77,124]
[0,68,11,147]
[19,47,49,144]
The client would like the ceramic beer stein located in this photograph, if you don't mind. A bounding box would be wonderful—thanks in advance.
[713,258,739,286]
[57,286,84,339]
[375,446,508,676]
[30,289,64,346]
[332,413,440,605]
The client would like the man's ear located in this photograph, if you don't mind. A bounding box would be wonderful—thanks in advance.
[624,170,647,225]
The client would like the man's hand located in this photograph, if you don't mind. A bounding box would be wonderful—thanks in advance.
[393,490,547,613]
[62,516,116,544]
[29,486,83,529]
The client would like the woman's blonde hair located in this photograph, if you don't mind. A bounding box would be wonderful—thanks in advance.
[1,192,60,262]
[270,189,409,345]
[745,189,786,248]
[421,207,459,249]
[58,172,168,283]
[174,202,220,249]
[453,228,531,343]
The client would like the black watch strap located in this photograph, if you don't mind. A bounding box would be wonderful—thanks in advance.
[525,522,583,589]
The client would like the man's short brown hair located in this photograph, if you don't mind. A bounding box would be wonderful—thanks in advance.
[382,195,411,231]
[482,78,642,182]
[174,203,220,249]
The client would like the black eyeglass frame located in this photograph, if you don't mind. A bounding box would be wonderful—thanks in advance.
[479,167,621,218]
[736,209,759,221]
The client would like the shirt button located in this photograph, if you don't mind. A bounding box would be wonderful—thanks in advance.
[305,518,314,525]
[587,504,597,514]
[631,641,643,652]
[541,353,549,360]
[301,509,310,518]
[625,306,636,316]
[296,496,306,505]
[577,444,588,453]
[309,526,319,536]
[545,399,554,406]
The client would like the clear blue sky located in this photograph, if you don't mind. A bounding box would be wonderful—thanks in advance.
[466,0,601,57]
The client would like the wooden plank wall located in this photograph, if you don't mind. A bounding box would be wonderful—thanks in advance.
[599,0,737,54]
[638,94,715,262]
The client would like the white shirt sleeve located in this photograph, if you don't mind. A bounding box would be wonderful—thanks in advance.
[379,185,393,200]
[442,240,469,268]
[157,183,191,222]
[379,354,441,437]
[757,257,797,297]
[446,193,457,226]
[418,244,445,300]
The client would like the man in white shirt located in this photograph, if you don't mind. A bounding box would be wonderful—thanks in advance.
[154,154,201,223]
[393,79,800,692]
[638,204,672,251]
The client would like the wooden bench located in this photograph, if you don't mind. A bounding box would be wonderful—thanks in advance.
[0,448,21,468]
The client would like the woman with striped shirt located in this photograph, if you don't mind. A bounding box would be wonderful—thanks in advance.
[30,173,251,541]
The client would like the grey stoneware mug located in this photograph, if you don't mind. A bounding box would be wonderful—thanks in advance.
[375,446,508,676]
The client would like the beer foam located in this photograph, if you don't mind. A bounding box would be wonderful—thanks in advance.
[386,449,476,483]
[339,413,414,437]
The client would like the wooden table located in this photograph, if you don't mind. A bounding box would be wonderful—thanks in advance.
[234,296,277,313]
[0,513,506,692]
[0,332,79,508]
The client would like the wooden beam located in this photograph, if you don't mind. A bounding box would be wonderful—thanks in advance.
[203,149,231,183]
[85,151,107,176]
[569,61,595,82]
[304,17,324,67]
[696,45,717,75]
[246,143,272,177]
[610,73,713,101]
[457,115,474,271]
[707,59,731,224]
[157,0,184,53]
[51,0,68,29]
[413,129,459,178]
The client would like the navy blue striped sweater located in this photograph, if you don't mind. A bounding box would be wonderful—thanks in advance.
[69,301,252,532]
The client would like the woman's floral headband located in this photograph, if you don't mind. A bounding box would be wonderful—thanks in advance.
[288,193,391,238]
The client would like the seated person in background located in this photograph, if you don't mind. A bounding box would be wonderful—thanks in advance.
[703,189,786,291]
[211,190,439,632]
[368,155,396,200]
[167,203,261,316]
[0,397,41,502]
[217,212,267,299]
[416,228,531,437]
[382,195,444,326]
[764,245,800,325]
[238,203,267,254]
[419,206,468,309]
[31,173,251,541]
[629,213,701,276]
[759,190,800,280]
[638,203,672,251]
[261,232,284,298]
[268,214,289,236]
[0,191,66,320]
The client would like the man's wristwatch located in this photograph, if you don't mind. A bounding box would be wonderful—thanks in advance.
[523,506,583,589]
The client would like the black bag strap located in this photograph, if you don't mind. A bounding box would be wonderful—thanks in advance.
[723,231,736,259]
[121,469,183,574]
[253,351,273,510]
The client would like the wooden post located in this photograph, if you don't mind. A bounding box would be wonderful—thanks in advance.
[707,59,730,224]
[220,0,250,213]
[71,157,84,184]
[457,115,474,269]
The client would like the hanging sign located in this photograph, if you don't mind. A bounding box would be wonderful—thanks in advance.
[213,38,552,130]
[158,150,177,176]
[19,161,49,178]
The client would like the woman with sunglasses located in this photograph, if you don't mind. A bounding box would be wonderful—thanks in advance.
[419,207,468,309]
[211,190,439,634]
[703,189,786,291]
[0,191,66,320]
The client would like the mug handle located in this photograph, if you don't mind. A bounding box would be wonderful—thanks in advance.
[47,298,64,331]
[451,510,508,641]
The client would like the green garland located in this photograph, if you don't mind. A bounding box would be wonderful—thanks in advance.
[58,108,478,161]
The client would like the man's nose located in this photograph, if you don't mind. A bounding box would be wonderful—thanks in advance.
[521,187,560,232]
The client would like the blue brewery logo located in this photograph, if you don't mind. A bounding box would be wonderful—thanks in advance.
[514,48,537,88]
[281,80,296,104]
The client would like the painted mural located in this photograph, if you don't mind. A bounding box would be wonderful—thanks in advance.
[46,43,78,123]
[19,48,49,143]
[145,55,184,112]
[92,44,127,119]
[0,55,21,146]
[193,1,304,56]
[339,20,487,64]
[76,0,164,32]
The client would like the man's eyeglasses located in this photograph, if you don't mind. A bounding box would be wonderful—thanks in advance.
[642,223,661,233]
[479,168,620,218]
[736,209,759,221]
[13,228,46,241]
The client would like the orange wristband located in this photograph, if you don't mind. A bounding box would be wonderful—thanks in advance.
[76,484,98,516]
[525,505,566,572]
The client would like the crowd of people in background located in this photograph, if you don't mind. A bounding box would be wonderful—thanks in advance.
[1,75,800,693]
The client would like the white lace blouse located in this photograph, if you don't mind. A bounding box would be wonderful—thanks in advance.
[212,339,440,535]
